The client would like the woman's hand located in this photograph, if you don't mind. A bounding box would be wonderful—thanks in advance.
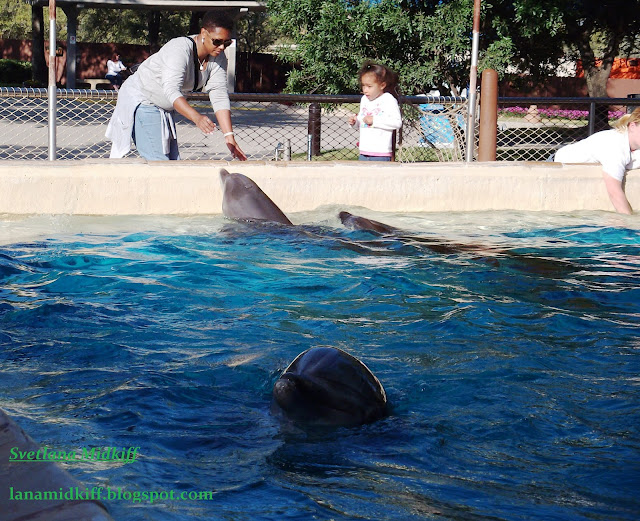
[195,114,216,135]
[226,135,247,161]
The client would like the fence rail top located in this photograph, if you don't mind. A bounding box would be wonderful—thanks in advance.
[2,88,639,107]
[498,96,640,105]
[0,87,465,105]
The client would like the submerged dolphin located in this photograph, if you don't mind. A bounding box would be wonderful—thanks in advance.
[220,168,292,225]
[339,211,398,234]
[272,347,388,426]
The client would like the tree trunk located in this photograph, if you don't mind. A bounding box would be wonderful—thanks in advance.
[583,63,612,99]
[582,57,614,132]
[31,5,46,86]
[189,12,204,35]
[148,12,161,54]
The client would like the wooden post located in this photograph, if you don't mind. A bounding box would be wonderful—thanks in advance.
[478,68,498,161]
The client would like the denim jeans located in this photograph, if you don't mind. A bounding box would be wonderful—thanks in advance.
[133,104,179,160]
[359,154,391,161]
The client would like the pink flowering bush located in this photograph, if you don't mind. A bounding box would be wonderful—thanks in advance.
[498,106,625,120]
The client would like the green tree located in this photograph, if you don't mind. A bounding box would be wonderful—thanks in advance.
[267,0,640,98]
[0,0,32,39]
[77,9,150,45]
[236,11,277,54]
[487,0,640,97]
[266,0,515,95]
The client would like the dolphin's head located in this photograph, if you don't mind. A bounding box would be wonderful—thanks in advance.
[338,211,397,234]
[220,169,292,225]
[272,347,387,426]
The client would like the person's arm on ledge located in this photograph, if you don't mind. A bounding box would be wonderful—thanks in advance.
[603,172,633,214]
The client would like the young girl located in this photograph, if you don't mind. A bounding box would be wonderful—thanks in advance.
[553,107,640,214]
[348,61,402,161]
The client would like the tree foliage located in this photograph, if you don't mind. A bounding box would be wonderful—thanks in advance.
[267,0,515,95]
[0,1,33,39]
[236,11,277,55]
[267,0,640,97]
[483,0,640,97]
[77,9,191,46]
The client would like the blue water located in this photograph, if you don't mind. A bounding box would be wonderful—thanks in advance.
[1,212,639,521]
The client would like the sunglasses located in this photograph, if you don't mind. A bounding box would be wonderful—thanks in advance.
[210,38,233,48]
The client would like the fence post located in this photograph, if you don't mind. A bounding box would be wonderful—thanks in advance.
[588,101,596,136]
[478,69,498,161]
[391,130,396,162]
[465,0,481,162]
[48,0,57,161]
[308,103,321,158]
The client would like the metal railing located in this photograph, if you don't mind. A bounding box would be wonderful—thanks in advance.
[1,88,638,162]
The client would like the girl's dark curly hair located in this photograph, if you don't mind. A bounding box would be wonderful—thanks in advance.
[358,61,400,99]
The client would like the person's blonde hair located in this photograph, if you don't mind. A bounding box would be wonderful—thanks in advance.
[612,106,640,131]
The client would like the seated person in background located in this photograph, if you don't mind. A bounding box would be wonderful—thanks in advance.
[106,53,127,90]
[553,107,640,214]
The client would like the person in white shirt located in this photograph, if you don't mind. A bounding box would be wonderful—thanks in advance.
[105,53,127,90]
[106,11,246,161]
[553,107,640,214]
[348,62,402,161]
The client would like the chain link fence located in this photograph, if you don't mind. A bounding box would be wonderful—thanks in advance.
[0,88,470,162]
[2,87,638,162]
[496,97,640,161]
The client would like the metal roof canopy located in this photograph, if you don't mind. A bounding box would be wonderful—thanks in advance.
[27,0,265,11]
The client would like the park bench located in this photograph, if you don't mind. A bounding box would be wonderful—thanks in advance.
[76,78,112,90]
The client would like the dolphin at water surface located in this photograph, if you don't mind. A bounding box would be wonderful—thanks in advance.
[219,168,292,225]
[338,211,399,234]
[272,347,388,427]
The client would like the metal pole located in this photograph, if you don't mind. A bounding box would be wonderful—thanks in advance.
[48,0,57,161]
[465,0,481,162]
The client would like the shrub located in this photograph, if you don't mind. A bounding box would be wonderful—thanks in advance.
[0,59,32,86]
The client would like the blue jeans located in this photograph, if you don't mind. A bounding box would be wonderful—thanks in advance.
[359,154,391,161]
[133,104,179,160]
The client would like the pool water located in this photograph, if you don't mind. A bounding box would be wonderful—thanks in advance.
[1,210,639,521]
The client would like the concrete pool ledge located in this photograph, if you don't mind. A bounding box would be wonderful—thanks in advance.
[0,160,637,215]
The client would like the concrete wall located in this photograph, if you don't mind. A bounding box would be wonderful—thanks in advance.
[0,160,637,215]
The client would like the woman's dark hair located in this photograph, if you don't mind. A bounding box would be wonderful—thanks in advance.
[201,11,234,32]
[358,61,400,98]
